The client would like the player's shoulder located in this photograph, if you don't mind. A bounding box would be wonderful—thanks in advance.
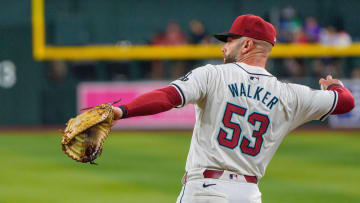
[196,63,234,69]
[195,63,219,71]
[211,63,236,70]
[281,81,311,92]
[190,63,221,76]
[197,63,237,74]
[191,63,250,78]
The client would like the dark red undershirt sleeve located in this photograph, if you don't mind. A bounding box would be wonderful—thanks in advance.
[121,86,182,118]
[328,85,355,114]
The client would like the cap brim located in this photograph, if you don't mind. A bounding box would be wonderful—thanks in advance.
[214,33,241,42]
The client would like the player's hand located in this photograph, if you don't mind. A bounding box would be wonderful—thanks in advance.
[319,75,344,90]
[112,106,123,120]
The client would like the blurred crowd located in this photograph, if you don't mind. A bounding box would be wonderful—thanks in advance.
[143,6,360,80]
[276,6,352,46]
[149,20,213,79]
[48,6,360,84]
[272,6,358,80]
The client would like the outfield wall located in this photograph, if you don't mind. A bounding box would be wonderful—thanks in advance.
[78,82,195,129]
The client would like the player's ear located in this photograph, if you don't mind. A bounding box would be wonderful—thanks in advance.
[241,39,254,54]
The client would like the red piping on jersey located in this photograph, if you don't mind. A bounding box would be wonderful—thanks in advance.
[329,85,355,114]
[122,86,182,118]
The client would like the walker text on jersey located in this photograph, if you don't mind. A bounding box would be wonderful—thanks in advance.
[228,82,279,110]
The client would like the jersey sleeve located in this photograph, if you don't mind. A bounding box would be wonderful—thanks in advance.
[170,65,213,107]
[287,83,338,129]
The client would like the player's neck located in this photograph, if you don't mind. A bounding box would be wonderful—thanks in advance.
[236,52,268,68]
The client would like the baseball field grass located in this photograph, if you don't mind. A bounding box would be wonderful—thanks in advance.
[0,130,359,203]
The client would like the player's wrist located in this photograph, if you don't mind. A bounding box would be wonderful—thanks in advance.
[118,105,127,119]
[327,83,344,90]
[112,105,126,120]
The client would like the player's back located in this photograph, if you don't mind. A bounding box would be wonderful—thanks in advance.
[171,62,336,179]
[190,62,287,178]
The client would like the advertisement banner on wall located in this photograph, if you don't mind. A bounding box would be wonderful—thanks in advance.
[77,82,196,129]
[329,80,360,128]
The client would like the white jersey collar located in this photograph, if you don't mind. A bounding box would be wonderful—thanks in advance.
[234,62,273,77]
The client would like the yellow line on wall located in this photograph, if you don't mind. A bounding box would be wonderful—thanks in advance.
[43,45,222,60]
[270,43,360,58]
[32,0,360,61]
[31,0,45,60]
[38,43,360,61]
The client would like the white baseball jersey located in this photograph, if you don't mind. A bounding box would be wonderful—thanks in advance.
[171,62,338,179]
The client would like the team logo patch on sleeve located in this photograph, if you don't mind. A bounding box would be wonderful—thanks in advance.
[178,71,192,81]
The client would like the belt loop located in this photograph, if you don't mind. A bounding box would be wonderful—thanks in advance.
[203,169,224,179]
[244,175,258,184]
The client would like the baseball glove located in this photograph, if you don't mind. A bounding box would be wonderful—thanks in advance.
[61,99,121,164]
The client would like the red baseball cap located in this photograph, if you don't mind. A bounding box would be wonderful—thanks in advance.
[214,14,276,46]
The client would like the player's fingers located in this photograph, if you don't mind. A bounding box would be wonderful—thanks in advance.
[319,78,327,90]
[112,106,123,120]
[336,79,344,86]
[111,120,118,127]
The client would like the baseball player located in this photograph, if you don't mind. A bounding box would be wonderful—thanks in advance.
[112,14,355,203]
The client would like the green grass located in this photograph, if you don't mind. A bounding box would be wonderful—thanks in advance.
[0,130,359,203]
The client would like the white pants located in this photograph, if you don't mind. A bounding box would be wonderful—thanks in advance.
[176,170,262,203]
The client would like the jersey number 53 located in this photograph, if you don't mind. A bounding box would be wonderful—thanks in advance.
[217,102,270,156]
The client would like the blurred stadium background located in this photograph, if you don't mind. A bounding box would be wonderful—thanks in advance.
[0,0,359,202]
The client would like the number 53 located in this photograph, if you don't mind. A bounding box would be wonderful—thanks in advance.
[217,103,270,156]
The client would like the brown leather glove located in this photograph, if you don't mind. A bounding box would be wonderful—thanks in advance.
[61,99,120,164]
